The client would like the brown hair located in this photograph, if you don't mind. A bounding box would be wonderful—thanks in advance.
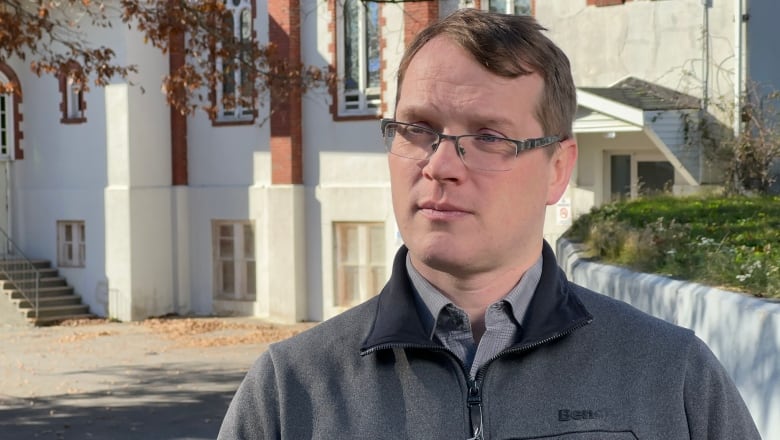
[396,8,576,142]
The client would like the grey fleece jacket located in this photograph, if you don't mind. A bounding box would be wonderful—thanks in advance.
[218,244,760,439]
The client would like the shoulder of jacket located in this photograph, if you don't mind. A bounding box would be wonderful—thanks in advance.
[568,281,695,340]
[268,296,380,359]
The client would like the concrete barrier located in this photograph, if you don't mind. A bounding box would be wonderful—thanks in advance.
[557,238,780,440]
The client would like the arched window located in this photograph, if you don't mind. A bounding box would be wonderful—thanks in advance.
[59,61,87,124]
[215,0,255,123]
[0,64,22,160]
[337,0,380,116]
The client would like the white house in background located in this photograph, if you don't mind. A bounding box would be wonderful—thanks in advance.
[0,0,775,323]
[536,0,780,215]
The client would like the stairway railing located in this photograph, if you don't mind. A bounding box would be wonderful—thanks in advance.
[0,227,39,320]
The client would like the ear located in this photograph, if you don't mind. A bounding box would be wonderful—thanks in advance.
[546,137,577,205]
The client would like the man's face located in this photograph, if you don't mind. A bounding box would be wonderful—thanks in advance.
[390,36,576,280]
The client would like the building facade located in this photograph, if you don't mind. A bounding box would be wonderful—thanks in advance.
[0,0,774,323]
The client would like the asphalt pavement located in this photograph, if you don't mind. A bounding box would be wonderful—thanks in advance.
[0,317,314,439]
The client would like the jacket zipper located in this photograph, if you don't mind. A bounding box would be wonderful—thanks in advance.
[468,316,594,439]
[466,377,484,440]
[361,316,593,439]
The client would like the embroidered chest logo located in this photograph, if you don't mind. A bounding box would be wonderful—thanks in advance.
[558,408,608,422]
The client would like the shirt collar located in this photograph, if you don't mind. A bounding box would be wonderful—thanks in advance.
[406,253,544,340]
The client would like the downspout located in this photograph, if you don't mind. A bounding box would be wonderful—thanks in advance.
[700,0,710,183]
[701,0,709,114]
[4,160,10,254]
[733,0,744,138]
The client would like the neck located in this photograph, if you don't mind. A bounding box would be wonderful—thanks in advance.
[410,252,539,330]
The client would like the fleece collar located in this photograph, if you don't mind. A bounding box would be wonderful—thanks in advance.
[360,241,593,354]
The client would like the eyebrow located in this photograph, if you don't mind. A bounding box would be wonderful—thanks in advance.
[396,106,515,131]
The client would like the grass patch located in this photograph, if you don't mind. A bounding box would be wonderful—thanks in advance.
[564,195,780,298]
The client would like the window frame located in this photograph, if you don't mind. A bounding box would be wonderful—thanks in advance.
[212,220,256,301]
[0,88,13,160]
[484,0,533,15]
[607,152,675,201]
[59,62,87,124]
[334,0,382,118]
[213,0,257,125]
[0,70,15,160]
[57,220,86,268]
[333,222,385,310]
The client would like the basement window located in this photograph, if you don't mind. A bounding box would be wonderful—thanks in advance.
[57,221,86,268]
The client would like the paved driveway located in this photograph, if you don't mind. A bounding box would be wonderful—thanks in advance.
[0,317,314,439]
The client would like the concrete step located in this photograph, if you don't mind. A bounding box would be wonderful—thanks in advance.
[30,313,97,326]
[0,257,94,326]
[1,277,67,289]
[0,259,51,270]
[5,285,75,299]
[0,267,59,280]
[23,303,91,319]
[15,295,83,309]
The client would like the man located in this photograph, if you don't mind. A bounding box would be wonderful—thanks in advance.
[218,9,760,439]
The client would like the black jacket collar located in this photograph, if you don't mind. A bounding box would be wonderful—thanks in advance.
[360,241,592,354]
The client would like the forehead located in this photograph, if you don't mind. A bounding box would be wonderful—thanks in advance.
[396,37,544,131]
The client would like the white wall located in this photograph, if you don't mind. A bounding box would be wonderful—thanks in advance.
[11,14,170,315]
[536,0,739,123]
[558,238,780,440]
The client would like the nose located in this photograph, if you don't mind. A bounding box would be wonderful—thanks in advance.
[422,135,467,182]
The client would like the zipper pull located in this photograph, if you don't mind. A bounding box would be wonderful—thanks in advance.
[466,379,483,440]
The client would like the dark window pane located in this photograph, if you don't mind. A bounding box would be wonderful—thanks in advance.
[365,1,380,89]
[638,161,674,195]
[611,155,631,201]
[343,0,359,91]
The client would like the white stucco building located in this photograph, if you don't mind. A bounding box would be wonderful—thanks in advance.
[1,0,776,324]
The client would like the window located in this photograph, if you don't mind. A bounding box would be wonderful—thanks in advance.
[0,72,14,160]
[0,64,21,160]
[610,153,674,201]
[334,222,385,309]
[487,0,532,15]
[213,221,256,300]
[587,0,626,6]
[59,62,86,123]
[215,0,255,122]
[0,89,11,159]
[57,221,86,268]
[337,0,381,116]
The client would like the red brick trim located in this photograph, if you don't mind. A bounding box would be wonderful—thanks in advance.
[269,0,303,184]
[170,27,188,186]
[0,63,23,160]
[404,1,439,47]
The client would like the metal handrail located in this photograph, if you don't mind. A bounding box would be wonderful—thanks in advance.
[0,227,40,320]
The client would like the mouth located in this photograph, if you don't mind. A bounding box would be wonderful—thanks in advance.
[417,201,470,220]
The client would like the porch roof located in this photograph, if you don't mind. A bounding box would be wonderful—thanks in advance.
[575,77,701,131]
[574,77,702,186]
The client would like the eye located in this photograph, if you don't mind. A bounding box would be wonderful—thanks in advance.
[406,124,432,136]
[474,134,503,143]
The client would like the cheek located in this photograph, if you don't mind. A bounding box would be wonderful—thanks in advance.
[490,164,550,216]
[389,162,416,209]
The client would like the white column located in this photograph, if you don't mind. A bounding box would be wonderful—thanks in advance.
[104,83,174,321]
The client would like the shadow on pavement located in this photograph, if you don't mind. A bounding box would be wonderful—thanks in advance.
[0,363,247,440]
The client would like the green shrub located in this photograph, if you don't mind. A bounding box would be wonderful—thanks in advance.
[564,195,780,299]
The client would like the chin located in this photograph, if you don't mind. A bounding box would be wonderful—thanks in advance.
[412,241,471,271]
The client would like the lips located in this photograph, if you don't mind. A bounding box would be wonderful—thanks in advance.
[417,200,471,219]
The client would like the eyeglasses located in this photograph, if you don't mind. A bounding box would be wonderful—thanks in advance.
[380,119,561,172]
